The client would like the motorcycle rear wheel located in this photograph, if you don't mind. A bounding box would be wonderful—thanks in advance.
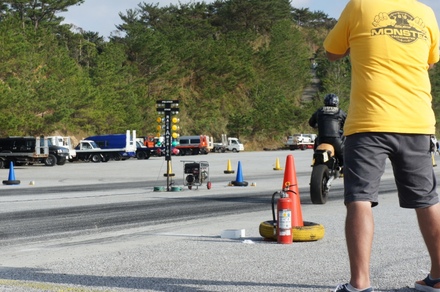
[310,164,329,204]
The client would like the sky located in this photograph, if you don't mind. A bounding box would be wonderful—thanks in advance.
[59,0,440,39]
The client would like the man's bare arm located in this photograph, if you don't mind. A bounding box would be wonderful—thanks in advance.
[326,49,350,61]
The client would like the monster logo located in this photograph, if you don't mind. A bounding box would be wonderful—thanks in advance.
[371,11,427,43]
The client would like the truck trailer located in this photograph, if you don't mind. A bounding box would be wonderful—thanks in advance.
[72,130,137,162]
[0,136,69,168]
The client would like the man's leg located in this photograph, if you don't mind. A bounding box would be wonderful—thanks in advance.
[416,203,440,278]
[346,201,374,289]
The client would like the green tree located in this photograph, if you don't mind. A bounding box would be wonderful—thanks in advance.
[89,43,147,134]
[0,0,352,147]
[213,0,291,33]
[1,0,84,30]
[316,50,351,109]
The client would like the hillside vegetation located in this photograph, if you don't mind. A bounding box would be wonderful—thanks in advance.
[0,0,439,149]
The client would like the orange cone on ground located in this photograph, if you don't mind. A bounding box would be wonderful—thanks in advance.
[273,158,283,171]
[224,159,235,174]
[282,154,303,227]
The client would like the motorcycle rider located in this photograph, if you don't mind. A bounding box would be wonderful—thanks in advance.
[308,93,347,169]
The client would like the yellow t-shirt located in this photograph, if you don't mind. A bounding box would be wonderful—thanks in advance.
[324,0,439,136]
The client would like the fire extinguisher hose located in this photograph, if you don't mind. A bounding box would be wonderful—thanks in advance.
[271,191,280,223]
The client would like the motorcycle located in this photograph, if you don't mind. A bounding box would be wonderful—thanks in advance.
[309,143,342,204]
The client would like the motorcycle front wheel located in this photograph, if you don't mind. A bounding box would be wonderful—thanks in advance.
[310,164,330,204]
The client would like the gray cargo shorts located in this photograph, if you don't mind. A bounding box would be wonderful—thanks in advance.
[344,133,438,208]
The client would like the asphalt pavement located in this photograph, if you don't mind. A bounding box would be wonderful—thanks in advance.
[0,150,437,292]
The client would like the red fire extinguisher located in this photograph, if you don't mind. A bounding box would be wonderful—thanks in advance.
[277,191,293,244]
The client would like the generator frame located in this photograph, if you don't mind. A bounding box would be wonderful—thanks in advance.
[181,160,211,190]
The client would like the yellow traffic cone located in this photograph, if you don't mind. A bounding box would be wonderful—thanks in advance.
[273,157,283,170]
[224,159,235,174]
[164,160,175,177]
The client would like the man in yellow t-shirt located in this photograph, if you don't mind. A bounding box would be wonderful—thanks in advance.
[323,0,440,292]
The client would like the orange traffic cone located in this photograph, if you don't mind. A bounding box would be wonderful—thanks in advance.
[3,161,20,185]
[282,154,303,227]
[273,158,283,170]
[224,159,235,174]
[231,161,248,186]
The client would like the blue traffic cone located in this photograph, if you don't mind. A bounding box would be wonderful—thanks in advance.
[3,161,20,185]
[231,161,248,186]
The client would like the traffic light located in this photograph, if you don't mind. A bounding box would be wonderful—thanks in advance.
[171,117,180,139]
[171,116,180,147]
[156,100,179,163]
[156,100,180,191]
[156,117,163,137]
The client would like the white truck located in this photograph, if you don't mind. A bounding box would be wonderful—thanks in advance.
[71,130,137,162]
[285,133,317,150]
[212,134,244,153]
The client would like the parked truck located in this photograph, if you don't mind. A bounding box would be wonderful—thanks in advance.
[212,134,244,153]
[138,135,165,157]
[0,136,69,168]
[72,130,137,162]
[176,135,213,156]
[47,136,76,160]
[135,140,151,160]
[285,133,316,150]
[45,139,70,165]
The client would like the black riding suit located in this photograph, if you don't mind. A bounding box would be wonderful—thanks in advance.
[308,106,347,166]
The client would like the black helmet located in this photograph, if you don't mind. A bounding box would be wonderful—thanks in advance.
[324,93,339,107]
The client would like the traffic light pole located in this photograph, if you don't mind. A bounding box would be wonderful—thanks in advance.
[156,100,179,191]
